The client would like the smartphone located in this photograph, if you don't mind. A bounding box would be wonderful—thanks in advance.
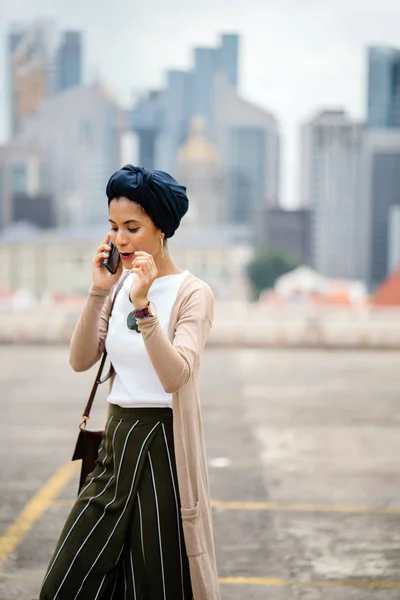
[103,241,120,274]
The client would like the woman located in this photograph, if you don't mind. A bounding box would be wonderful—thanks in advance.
[40,165,220,600]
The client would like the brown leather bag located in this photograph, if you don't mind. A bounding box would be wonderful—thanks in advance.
[72,272,129,492]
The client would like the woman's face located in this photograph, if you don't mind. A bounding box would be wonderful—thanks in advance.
[108,197,163,268]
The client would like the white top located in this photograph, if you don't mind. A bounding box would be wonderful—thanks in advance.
[105,269,190,408]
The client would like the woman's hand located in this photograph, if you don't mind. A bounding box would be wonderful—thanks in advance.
[92,233,123,291]
[129,251,158,308]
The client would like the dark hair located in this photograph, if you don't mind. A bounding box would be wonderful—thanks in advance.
[106,164,188,238]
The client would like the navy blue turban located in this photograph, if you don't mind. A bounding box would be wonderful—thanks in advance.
[106,165,189,238]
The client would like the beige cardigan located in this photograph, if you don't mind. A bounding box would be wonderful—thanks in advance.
[69,273,221,600]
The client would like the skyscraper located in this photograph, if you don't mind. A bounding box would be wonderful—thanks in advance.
[130,33,240,173]
[7,22,51,136]
[156,70,193,172]
[301,110,365,280]
[363,131,400,287]
[218,34,239,90]
[214,74,280,222]
[54,31,82,93]
[130,33,278,222]
[191,34,239,136]
[365,47,400,286]
[7,22,83,137]
[130,90,163,169]
[367,46,400,129]
[388,205,400,275]
[176,116,226,226]
[19,83,121,228]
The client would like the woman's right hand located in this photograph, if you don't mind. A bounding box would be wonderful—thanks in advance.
[92,233,123,291]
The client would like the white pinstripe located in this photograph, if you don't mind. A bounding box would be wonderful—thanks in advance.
[162,424,185,600]
[129,545,137,600]
[94,573,107,600]
[105,542,125,600]
[40,416,120,594]
[148,451,167,600]
[87,494,125,600]
[123,560,128,600]
[54,419,140,600]
[137,492,146,566]
[109,575,118,600]
[72,422,160,600]
[93,536,124,600]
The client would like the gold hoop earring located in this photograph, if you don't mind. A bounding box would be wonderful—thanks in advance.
[160,237,164,258]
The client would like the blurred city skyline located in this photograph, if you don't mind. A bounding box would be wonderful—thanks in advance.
[1,0,399,208]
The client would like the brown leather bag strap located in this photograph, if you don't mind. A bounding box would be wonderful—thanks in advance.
[80,271,130,428]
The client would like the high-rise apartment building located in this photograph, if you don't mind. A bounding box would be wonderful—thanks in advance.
[367,46,400,129]
[7,22,83,136]
[19,83,121,228]
[365,46,400,286]
[214,75,280,223]
[301,110,365,280]
[388,205,400,275]
[7,22,51,136]
[363,131,400,287]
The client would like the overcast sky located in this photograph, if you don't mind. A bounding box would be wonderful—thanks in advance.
[1,0,399,207]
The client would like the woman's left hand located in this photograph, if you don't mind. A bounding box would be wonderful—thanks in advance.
[129,251,158,308]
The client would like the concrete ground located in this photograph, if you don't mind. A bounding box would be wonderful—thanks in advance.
[0,345,400,599]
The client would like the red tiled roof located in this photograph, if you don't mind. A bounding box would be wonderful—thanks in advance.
[371,269,400,306]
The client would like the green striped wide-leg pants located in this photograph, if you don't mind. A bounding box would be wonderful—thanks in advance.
[40,405,193,600]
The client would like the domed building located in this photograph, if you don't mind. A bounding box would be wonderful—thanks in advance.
[175,116,226,226]
[167,116,251,300]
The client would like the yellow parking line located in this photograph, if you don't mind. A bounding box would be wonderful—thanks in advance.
[53,497,400,515]
[211,499,400,514]
[315,579,400,589]
[0,462,77,567]
[220,577,288,586]
[2,463,399,591]
[219,577,400,589]
[0,572,399,590]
